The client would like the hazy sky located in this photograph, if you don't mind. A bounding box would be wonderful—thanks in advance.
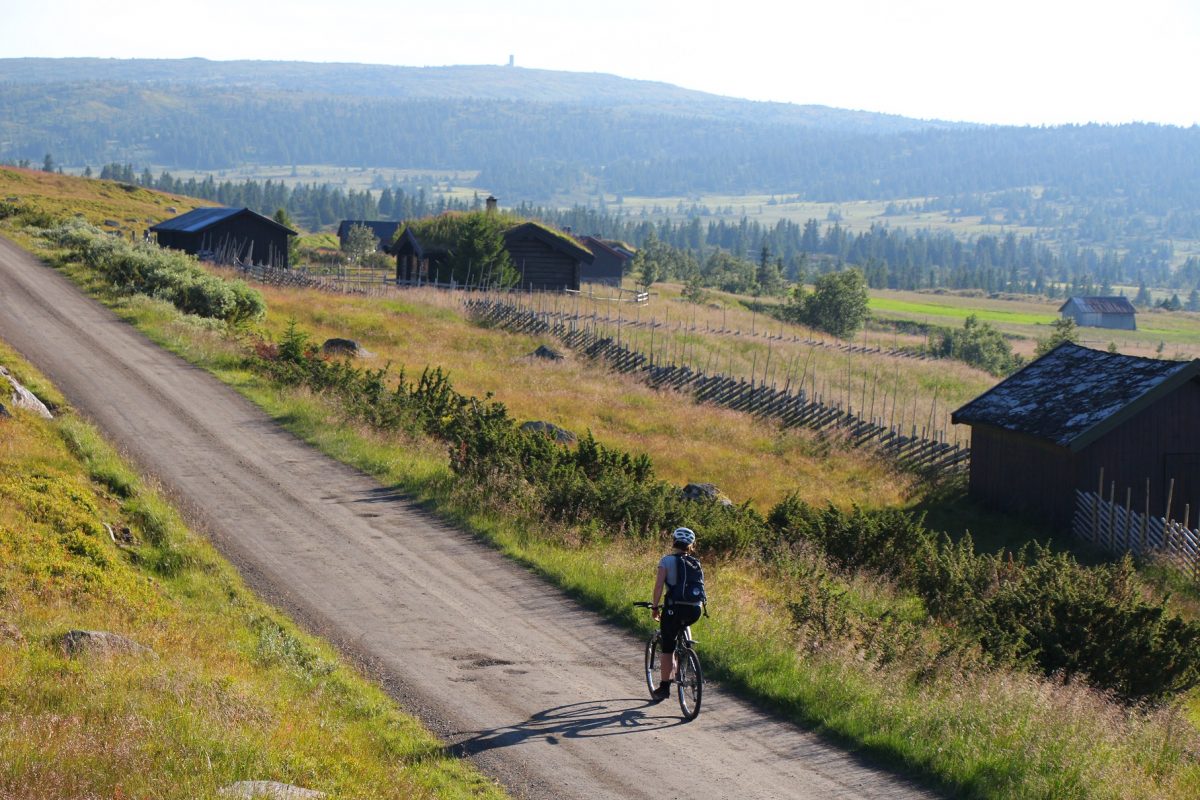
[1,0,1197,126]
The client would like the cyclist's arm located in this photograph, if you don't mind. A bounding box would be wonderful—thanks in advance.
[652,564,667,608]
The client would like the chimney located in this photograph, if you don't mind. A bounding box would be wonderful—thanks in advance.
[486,195,498,214]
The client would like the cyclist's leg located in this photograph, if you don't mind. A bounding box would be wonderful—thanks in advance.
[659,607,681,683]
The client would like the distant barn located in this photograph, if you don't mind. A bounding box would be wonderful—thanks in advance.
[151,207,296,268]
[336,220,402,253]
[578,235,632,286]
[952,343,1200,528]
[1060,296,1137,330]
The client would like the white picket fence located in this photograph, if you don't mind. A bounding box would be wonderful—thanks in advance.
[1073,489,1200,578]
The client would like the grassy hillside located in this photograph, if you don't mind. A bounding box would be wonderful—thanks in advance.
[0,345,504,798]
[9,168,1200,798]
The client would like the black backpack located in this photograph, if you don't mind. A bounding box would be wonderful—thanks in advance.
[668,553,707,605]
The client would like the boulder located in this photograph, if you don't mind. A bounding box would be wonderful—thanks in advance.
[0,620,23,645]
[219,781,325,800]
[521,420,577,445]
[0,401,9,419]
[680,482,734,507]
[166,206,178,214]
[1,367,52,419]
[530,345,564,361]
[59,630,153,658]
[320,338,371,358]
[103,219,121,228]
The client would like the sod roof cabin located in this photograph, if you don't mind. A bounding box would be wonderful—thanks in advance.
[951,343,1200,528]
[393,213,593,291]
[150,207,297,268]
[1060,296,1137,330]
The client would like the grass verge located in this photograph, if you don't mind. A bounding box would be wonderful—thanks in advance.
[0,340,505,800]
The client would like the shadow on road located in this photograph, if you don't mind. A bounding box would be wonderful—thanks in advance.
[452,698,685,755]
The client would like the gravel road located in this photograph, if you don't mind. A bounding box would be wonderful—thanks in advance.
[0,236,939,799]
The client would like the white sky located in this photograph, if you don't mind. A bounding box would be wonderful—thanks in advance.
[1,0,1197,126]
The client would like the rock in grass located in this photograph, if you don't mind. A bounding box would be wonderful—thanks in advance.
[0,401,9,418]
[0,620,23,645]
[521,420,577,445]
[530,344,564,361]
[219,781,326,799]
[59,630,153,658]
[1,367,52,419]
[320,338,371,358]
[681,482,734,507]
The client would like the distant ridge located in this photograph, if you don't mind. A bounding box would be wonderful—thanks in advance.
[0,57,954,133]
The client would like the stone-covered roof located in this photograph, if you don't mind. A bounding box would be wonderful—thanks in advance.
[952,343,1200,450]
[1059,296,1137,315]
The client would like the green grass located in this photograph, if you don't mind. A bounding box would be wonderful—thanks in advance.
[0,341,506,800]
[868,296,1057,326]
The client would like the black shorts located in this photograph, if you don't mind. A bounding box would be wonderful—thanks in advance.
[659,603,702,653]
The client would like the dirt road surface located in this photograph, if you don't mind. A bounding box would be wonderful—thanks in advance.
[0,236,939,799]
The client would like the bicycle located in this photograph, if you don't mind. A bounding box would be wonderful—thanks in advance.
[633,601,703,720]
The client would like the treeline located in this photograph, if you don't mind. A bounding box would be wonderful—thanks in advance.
[94,166,1186,296]
[98,163,474,230]
[525,203,1179,296]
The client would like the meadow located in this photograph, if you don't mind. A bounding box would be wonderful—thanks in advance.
[9,168,1200,797]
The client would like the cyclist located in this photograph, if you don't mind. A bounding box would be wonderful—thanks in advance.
[650,526,704,701]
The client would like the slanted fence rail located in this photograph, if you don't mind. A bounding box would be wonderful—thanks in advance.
[466,297,969,476]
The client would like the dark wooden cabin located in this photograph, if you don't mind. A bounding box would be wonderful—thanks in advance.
[394,219,593,290]
[336,220,402,253]
[392,227,452,283]
[1059,296,1137,330]
[504,223,592,291]
[951,343,1200,528]
[578,235,631,286]
[151,207,296,268]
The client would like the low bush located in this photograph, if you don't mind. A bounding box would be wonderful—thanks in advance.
[40,219,265,324]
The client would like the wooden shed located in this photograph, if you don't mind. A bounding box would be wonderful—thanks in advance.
[504,222,593,292]
[392,227,452,283]
[151,207,296,268]
[1059,296,1137,330]
[951,343,1200,529]
[578,235,631,286]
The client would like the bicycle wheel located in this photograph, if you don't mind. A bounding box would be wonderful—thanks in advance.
[676,646,703,720]
[644,633,661,698]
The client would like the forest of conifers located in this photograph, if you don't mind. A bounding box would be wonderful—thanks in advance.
[4,58,1199,295]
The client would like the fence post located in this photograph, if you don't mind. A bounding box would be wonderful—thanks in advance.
[1123,487,1132,553]
[1107,481,1117,550]
[1092,468,1103,542]
[1142,478,1150,554]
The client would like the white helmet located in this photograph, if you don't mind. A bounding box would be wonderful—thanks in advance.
[672,527,696,546]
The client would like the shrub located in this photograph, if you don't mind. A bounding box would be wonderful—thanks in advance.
[41,219,266,324]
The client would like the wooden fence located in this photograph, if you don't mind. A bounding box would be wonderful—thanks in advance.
[1073,487,1200,579]
[466,297,969,476]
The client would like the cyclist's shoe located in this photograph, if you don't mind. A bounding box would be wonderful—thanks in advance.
[651,681,672,701]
